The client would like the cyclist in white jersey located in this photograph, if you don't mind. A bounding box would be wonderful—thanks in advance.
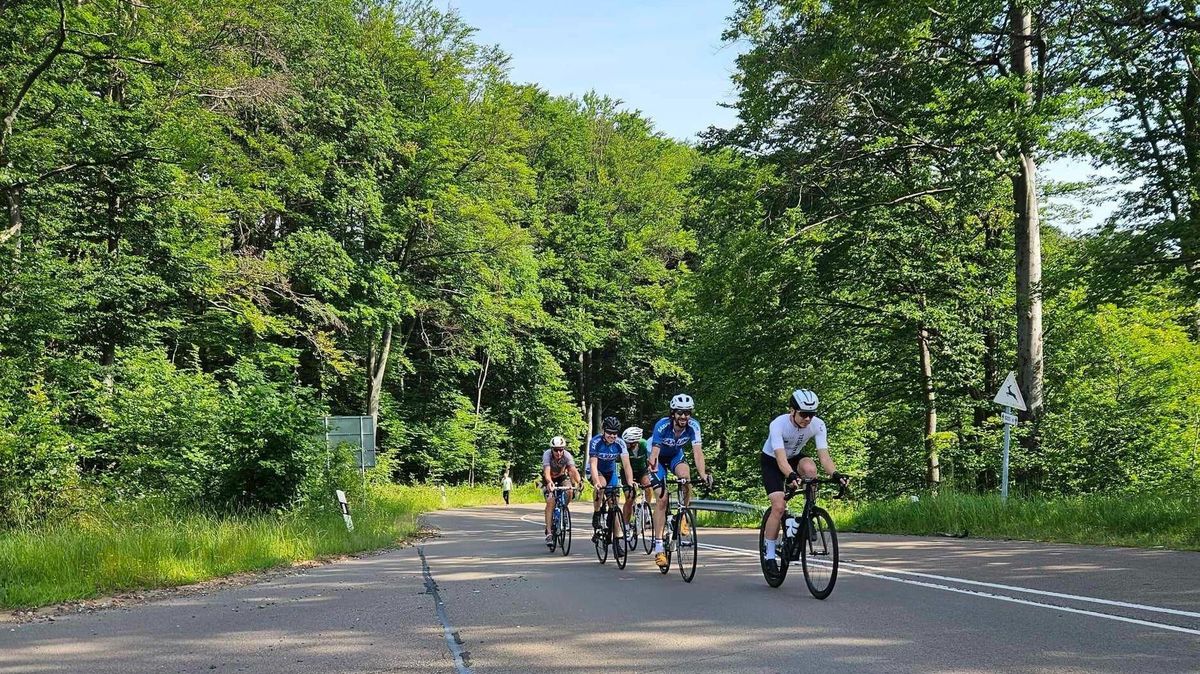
[542,435,582,546]
[760,389,846,575]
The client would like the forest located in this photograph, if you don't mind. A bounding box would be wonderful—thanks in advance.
[3,0,1198,529]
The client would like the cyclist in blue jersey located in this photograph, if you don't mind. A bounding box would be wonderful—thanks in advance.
[648,393,711,569]
[589,416,636,545]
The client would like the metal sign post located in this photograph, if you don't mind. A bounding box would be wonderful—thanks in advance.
[993,372,1027,503]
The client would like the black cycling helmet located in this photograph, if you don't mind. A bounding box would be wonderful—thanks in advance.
[601,416,621,433]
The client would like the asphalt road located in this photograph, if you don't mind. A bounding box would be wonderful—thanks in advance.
[2,504,1197,673]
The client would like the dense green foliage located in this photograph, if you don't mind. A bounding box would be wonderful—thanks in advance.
[3,0,1198,534]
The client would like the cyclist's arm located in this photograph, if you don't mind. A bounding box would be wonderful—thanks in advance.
[816,447,837,476]
[568,464,581,488]
[542,465,553,487]
[691,442,706,478]
[774,448,794,477]
[620,453,635,487]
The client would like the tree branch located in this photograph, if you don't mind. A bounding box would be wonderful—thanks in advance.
[1,0,66,157]
[778,187,956,247]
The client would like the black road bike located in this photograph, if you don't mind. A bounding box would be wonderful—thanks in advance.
[758,476,847,599]
[593,484,631,569]
[653,476,704,582]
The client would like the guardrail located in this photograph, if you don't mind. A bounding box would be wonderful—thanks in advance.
[687,499,763,516]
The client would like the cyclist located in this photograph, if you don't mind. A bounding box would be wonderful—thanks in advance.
[648,394,711,570]
[589,416,637,545]
[542,435,582,547]
[760,389,847,575]
[620,426,654,531]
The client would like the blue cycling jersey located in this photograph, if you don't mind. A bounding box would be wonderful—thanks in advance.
[650,416,702,458]
[588,433,627,477]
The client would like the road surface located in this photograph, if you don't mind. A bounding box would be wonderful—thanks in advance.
[2,504,1197,673]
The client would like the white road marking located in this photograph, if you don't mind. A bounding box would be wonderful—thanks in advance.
[511,511,1200,636]
[697,542,1200,637]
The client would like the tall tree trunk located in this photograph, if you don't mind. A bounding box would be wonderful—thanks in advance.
[2,186,20,256]
[1181,37,1200,331]
[918,322,940,488]
[577,350,586,443]
[1010,2,1045,432]
[367,323,393,424]
[469,350,491,487]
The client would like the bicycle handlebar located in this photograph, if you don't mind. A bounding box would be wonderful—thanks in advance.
[784,476,849,501]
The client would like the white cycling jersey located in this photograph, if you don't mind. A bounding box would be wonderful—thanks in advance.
[761,414,828,459]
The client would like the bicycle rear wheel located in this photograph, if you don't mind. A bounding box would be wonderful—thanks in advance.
[757,508,789,587]
[559,506,571,556]
[612,510,628,569]
[640,504,653,554]
[594,508,609,564]
[675,507,697,582]
[800,506,838,599]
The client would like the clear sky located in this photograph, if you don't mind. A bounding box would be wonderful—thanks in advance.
[448,1,1111,230]
[448,0,741,142]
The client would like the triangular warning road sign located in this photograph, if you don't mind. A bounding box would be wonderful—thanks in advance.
[993,371,1027,411]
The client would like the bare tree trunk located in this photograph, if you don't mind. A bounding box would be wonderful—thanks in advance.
[367,323,393,424]
[1010,2,1045,431]
[469,350,491,487]
[2,187,20,256]
[918,323,940,488]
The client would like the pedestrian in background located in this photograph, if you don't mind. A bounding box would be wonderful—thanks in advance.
[501,470,513,505]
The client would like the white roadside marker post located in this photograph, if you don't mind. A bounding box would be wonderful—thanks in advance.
[336,489,354,531]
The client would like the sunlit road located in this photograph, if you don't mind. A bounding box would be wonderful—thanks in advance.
[2,504,1198,673]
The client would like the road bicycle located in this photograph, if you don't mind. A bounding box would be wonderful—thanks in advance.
[757,476,847,599]
[593,484,631,569]
[547,485,577,556]
[631,484,655,554]
[652,476,703,582]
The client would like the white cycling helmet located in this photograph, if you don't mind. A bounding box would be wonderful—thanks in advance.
[669,393,695,411]
[789,389,819,413]
[549,435,568,449]
[621,427,643,443]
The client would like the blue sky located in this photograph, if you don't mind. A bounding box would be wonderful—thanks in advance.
[448,0,741,142]
[448,1,1111,230]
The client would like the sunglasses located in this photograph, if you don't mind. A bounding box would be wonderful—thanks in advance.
[794,411,815,419]
[673,410,692,417]
[551,447,565,452]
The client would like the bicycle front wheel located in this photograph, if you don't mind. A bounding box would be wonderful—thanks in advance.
[675,507,697,582]
[640,504,653,554]
[612,510,628,569]
[594,510,609,564]
[757,508,789,587]
[801,506,839,599]
[559,506,571,556]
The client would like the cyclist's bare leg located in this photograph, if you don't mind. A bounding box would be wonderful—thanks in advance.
[798,457,819,479]
[543,488,555,533]
[652,478,669,540]
[765,490,786,539]
[675,461,692,506]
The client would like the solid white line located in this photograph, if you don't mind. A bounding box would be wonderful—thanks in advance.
[698,542,1200,619]
[697,542,1200,637]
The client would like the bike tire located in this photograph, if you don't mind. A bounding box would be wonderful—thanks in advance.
[559,506,571,556]
[594,508,609,564]
[640,504,653,554]
[612,509,628,569]
[801,506,838,599]
[676,508,697,582]
[548,509,558,553]
[758,508,789,587]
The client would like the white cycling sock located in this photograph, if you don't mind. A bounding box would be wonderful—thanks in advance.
[765,540,777,560]
[654,539,664,554]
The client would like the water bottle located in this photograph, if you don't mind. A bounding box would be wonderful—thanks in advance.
[785,517,799,539]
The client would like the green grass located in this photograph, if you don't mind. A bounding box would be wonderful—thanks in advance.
[685,491,1199,551]
[837,492,1200,550]
[0,484,542,610]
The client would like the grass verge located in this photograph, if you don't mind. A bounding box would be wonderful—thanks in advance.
[0,484,541,610]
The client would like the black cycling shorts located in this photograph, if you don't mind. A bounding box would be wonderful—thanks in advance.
[761,452,802,495]
[543,473,571,497]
